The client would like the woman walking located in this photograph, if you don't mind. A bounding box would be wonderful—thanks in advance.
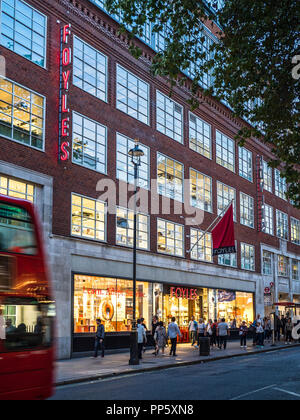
[239,321,248,349]
[154,321,167,355]
[285,318,293,344]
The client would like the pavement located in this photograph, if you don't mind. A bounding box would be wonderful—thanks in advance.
[55,340,300,387]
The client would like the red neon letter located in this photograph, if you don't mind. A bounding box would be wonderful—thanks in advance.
[170,287,175,298]
[63,24,71,43]
[61,117,70,136]
[60,141,70,161]
[62,48,71,66]
[62,70,70,90]
[62,94,69,113]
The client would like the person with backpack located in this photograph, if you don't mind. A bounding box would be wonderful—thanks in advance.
[94,319,105,358]
[188,316,198,346]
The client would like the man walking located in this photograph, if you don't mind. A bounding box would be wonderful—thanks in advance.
[167,317,182,357]
[188,316,198,346]
[94,319,105,358]
[217,318,229,350]
[137,319,147,359]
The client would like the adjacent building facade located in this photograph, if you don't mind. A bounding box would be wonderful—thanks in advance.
[0,0,300,359]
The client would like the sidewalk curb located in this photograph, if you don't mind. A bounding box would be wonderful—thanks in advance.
[55,344,300,387]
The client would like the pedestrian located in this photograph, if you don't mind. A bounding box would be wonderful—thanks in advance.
[210,319,218,348]
[275,315,281,342]
[141,317,147,353]
[217,318,229,350]
[256,321,264,349]
[206,319,213,347]
[167,317,182,357]
[264,317,272,342]
[251,314,261,346]
[188,316,198,346]
[239,321,248,349]
[151,316,159,354]
[154,321,167,356]
[281,315,287,338]
[94,319,105,358]
[285,318,293,344]
[231,318,237,329]
[197,318,206,348]
[137,319,147,359]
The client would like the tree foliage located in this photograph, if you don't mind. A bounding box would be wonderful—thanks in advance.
[105,0,300,207]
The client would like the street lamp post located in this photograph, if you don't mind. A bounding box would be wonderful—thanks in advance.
[128,139,144,366]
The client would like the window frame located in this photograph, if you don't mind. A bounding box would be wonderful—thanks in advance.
[115,206,150,251]
[156,90,183,143]
[157,152,184,202]
[241,242,255,271]
[189,112,212,159]
[216,130,235,173]
[157,218,184,257]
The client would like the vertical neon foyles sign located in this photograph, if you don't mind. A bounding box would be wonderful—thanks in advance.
[59,24,72,161]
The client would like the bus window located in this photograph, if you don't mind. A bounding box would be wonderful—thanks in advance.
[0,298,55,352]
[0,202,37,255]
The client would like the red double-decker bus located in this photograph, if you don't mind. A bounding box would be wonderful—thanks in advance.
[0,195,55,400]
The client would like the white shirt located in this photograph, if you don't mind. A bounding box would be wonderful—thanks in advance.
[0,316,5,340]
[137,324,146,343]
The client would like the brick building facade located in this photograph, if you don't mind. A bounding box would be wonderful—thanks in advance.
[0,0,300,359]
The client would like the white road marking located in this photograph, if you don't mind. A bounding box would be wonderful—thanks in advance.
[230,384,277,400]
[273,388,300,398]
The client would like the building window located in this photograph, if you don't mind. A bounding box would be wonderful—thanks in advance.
[262,250,272,275]
[116,65,149,125]
[116,133,150,189]
[157,153,184,202]
[263,161,272,193]
[73,36,107,101]
[157,219,184,257]
[278,255,288,277]
[291,217,300,245]
[241,243,255,271]
[0,0,47,67]
[274,169,287,200]
[264,204,274,235]
[190,169,212,213]
[72,112,107,174]
[156,91,183,143]
[155,21,172,52]
[0,175,34,202]
[71,194,106,242]
[218,246,237,268]
[189,113,212,159]
[116,207,149,250]
[217,182,236,221]
[239,146,253,181]
[216,130,235,172]
[190,229,212,262]
[0,77,45,149]
[276,210,289,240]
[240,193,254,228]
[292,260,299,281]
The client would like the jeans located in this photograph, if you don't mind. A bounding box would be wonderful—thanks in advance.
[138,343,144,359]
[191,331,197,346]
[170,337,177,355]
[219,335,227,349]
[240,335,247,346]
[285,331,292,342]
[257,332,264,346]
[94,338,105,357]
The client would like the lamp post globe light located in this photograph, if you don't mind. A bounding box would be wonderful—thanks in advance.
[128,139,144,366]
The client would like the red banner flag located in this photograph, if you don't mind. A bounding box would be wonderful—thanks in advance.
[212,204,236,256]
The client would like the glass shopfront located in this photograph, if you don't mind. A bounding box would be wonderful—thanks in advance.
[73,274,255,349]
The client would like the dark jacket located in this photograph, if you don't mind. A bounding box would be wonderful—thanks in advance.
[96,323,105,339]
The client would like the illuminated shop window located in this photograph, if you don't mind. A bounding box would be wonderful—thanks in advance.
[116,207,149,250]
[262,250,272,275]
[217,181,236,221]
[156,91,183,143]
[263,161,272,193]
[116,65,149,125]
[239,146,253,182]
[157,153,184,202]
[291,217,300,245]
[240,192,254,228]
[189,113,212,159]
[116,133,150,190]
[217,291,254,327]
[190,229,212,262]
[0,78,44,149]
[276,210,289,240]
[278,255,289,277]
[73,275,153,333]
[292,260,299,281]
[216,130,235,172]
[71,194,106,242]
[190,169,212,213]
[0,175,34,202]
[73,36,107,102]
[274,169,287,200]
[264,204,274,235]
[0,0,47,67]
[72,112,107,174]
[241,243,255,271]
[157,219,184,257]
